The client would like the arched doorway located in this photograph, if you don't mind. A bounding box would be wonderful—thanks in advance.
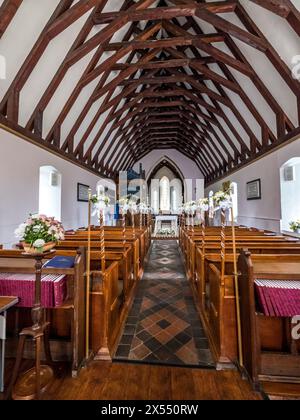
[280,157,300,232]
[39,165,62,221]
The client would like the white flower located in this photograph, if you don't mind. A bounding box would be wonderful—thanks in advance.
[58,232,65,240]
[15,223,27,240]
[33,239,45,248]
[129,201,137,214]
[48,226,58,235]
[120,204,130,214]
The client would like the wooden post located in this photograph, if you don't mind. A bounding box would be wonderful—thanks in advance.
[132,209,136,239]
[99,208,105,273]
[231,206,244,367]
[122,208,126,253]
[220,207,226,284]
[201,209,206,307]
[86,189,92,360]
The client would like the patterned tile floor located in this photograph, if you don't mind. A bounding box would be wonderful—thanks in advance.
[114,241,214,367]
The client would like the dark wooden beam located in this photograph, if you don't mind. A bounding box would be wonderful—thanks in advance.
[0,0,22,38]
[93,2,238,24]
[110,56,216,70]
[248,0,291,18]
[65,0,158,65]
[103,33,224,51]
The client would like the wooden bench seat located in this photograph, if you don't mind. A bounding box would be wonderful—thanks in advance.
[238,250,300,388]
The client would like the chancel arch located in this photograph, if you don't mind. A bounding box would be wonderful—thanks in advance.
[147,157,184,214]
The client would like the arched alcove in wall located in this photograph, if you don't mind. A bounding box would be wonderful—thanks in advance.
[38,165,62,221]
[280,157,300,232]
[96,179,117,226]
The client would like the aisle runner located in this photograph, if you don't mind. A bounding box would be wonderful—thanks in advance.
[114,241,214,367]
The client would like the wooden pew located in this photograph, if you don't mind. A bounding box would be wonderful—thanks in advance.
[63,235,143,280]
[180,227,292,271]
[75,225,150,261]
[0,245,136,366]
[56,241,134,297]
[193,251,300,368]
[187,236,300,284]
[238,250,300,388]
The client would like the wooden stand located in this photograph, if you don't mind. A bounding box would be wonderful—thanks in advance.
[6,251,54,400]
[86,189,92,360]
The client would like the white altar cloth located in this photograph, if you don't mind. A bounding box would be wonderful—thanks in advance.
[154,215,178,235]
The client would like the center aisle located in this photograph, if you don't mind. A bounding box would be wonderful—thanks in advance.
[114,240,214,367]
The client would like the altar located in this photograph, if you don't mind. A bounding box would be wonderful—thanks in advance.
[154,215,178,235]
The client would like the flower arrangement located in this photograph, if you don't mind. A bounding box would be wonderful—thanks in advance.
[91,193,110,217]
[290,220,300,233]
[184,201,197,213]
[118,196,138,214]
[90,193,110,206]
[157,228,176,236]
[197,198,209,212]
[15,214,65,253]
[213,190,232,210]
[138,202,148,214]
[178,206,184,215]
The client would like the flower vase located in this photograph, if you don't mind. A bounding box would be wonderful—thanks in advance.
[23,241,56,254]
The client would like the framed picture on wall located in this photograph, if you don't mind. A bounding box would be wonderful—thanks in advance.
[247,179,261,200]
[77,183,90,202]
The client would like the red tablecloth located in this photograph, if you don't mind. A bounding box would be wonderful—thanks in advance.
[255,279,300,317]
[0,273,67,308]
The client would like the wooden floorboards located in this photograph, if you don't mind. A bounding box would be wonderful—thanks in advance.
[1,360,263,400]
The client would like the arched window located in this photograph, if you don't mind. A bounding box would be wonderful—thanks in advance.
[39,166,62,221]
[231,182,238,222]
[150,179,160,214]
[160,176,170,212]
[170,178,183,213]
[280,157,300,232]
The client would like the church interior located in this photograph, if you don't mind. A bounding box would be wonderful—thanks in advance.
[0,0,300,402]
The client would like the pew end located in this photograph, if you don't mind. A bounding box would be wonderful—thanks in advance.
[238,249,300,389]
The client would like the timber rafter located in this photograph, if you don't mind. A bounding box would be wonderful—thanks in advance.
[0,0,299,184]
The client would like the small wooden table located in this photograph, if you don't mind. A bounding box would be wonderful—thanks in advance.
[0,297,18,392]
